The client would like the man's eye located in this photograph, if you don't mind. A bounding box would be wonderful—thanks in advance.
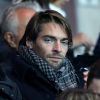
[61,40,68,45]
[44,38,53,43]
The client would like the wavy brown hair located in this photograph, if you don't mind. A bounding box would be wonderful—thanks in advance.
[20,10,72,48]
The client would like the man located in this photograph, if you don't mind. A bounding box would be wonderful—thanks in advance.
[0,1,36,49]
[10,10,78,100]
[0,66,22,100]
[87,59,100,94]
[0,2,36,99]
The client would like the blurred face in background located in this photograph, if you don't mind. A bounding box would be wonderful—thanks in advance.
[4,8,35,49]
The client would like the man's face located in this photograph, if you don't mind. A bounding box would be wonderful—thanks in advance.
[32,22,69,69]
[88,78,100,94]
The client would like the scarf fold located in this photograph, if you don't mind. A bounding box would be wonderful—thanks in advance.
[18,45,78,91]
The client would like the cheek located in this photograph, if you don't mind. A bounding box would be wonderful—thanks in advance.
[37,38,53,51]
[63,47,69,55]
[35,43,52,56]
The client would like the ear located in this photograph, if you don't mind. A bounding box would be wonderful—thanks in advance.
[4,32,17,48]
[26,40,33,49]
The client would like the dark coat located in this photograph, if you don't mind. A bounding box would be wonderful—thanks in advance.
[11,54,60,100]
[0,39,22,100]
[0,65,22,100]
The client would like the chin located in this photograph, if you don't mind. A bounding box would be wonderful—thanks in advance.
[50,63,61,69]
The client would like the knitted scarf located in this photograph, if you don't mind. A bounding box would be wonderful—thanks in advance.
[18,45,78,91]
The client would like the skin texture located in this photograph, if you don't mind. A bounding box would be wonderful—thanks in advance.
[30,22,69,69]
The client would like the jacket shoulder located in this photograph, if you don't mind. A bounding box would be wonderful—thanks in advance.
[0,67,22,100]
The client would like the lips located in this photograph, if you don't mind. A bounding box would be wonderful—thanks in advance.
[48,57,62,62]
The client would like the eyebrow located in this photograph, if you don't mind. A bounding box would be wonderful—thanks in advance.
[42,35,68,41]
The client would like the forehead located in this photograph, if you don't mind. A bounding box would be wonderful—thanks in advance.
[39,22,68,38]
[16,8,35,16]
[16,8,35,25]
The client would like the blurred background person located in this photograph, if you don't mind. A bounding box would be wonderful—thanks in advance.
[0,1,36,49]
[0,3,36,99]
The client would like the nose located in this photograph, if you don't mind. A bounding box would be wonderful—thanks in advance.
[53,41,62,53]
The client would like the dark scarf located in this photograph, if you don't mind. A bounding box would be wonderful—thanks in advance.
[18,45,78,91]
